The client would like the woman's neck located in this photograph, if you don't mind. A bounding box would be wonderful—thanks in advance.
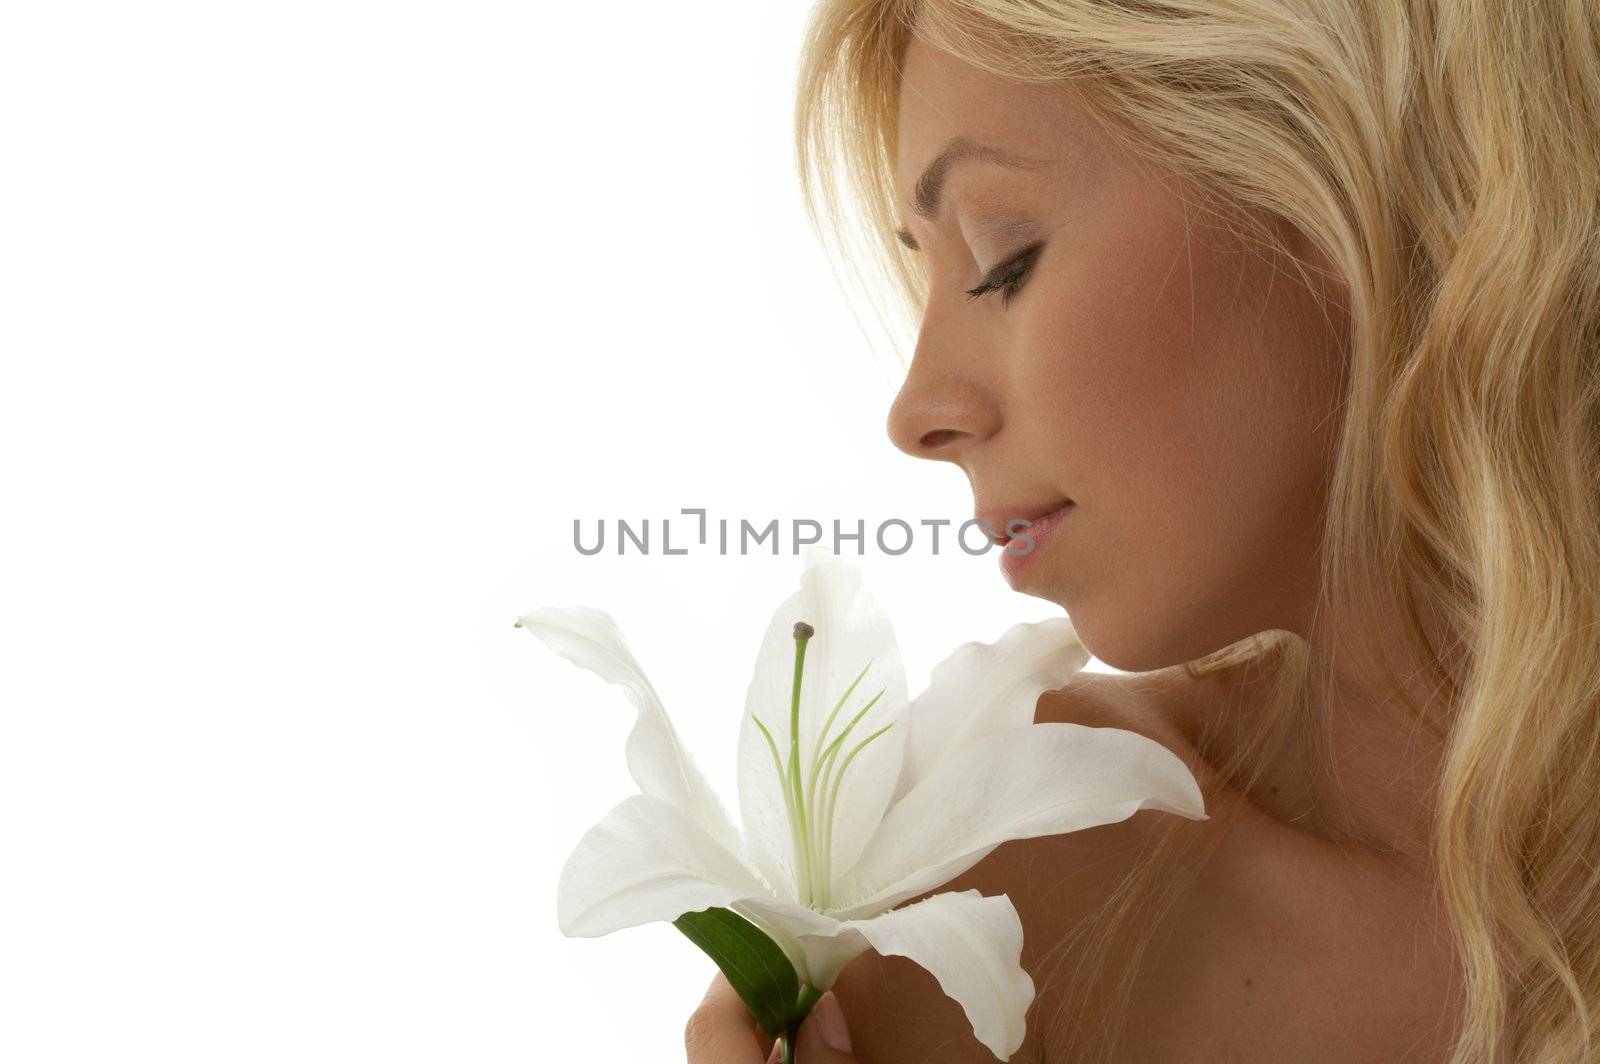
[1174,628,1458,876]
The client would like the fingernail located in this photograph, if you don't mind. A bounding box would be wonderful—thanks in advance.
[814,991,852,1053]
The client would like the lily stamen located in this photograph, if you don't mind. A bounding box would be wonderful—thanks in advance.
[788,621,816,906]
[752,627,904,909]
[808,659,873,790]
[819,720,895,890]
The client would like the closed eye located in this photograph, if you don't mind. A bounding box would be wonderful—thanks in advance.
[964,242,1045,308]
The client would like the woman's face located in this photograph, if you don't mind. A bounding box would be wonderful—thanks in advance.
[888,35,1351,671]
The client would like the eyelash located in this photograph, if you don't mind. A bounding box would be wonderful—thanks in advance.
[964,242,1045,307]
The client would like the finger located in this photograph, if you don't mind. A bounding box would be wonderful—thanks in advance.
[685,972,776,1063]
[794,991,858,1062]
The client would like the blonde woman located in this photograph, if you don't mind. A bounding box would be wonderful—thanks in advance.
[685,1,1600,1061]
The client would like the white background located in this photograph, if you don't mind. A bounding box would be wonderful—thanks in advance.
[0,3,1111,1059]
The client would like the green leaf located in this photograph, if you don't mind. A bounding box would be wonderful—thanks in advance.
[673,906,803,1039]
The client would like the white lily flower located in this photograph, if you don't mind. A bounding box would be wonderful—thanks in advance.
[519,545,1208,1060]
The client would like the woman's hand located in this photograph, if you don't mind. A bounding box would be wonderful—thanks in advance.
[685,972,858,1063]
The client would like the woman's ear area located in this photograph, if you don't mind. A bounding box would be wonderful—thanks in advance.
[1263,208,1351,319]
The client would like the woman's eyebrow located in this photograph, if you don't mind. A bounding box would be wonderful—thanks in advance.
[894,135,1034,250]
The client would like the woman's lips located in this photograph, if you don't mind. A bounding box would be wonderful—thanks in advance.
[975,499,1074,545]
[994,501,1075,584]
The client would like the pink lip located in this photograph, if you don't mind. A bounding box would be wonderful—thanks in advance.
[996,501,1074,584]
[975,499,1071,544]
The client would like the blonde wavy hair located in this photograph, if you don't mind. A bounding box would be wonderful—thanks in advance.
[792,1,1600,1061]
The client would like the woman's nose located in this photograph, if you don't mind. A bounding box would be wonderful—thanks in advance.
[884,364,1001,462]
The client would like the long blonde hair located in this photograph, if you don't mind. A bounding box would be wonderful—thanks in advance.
[792,2,1600,1061]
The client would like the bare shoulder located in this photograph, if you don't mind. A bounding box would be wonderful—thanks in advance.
[827,666,1463,1062]
[825,668,1224,1063]
[1034,668,1464,1061]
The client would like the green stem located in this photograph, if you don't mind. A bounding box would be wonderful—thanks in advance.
[778,983,825,1064]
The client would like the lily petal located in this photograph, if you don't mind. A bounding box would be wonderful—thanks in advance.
[736,546,908,904]
[837,890,1034,1061]
[830,722,1209,918]
[727,893,852,991]
[517,605,746,863]
[742,889,1035,1061]
[730,891,868,991]
[556,792,770,937]
[891,617,1091,804]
